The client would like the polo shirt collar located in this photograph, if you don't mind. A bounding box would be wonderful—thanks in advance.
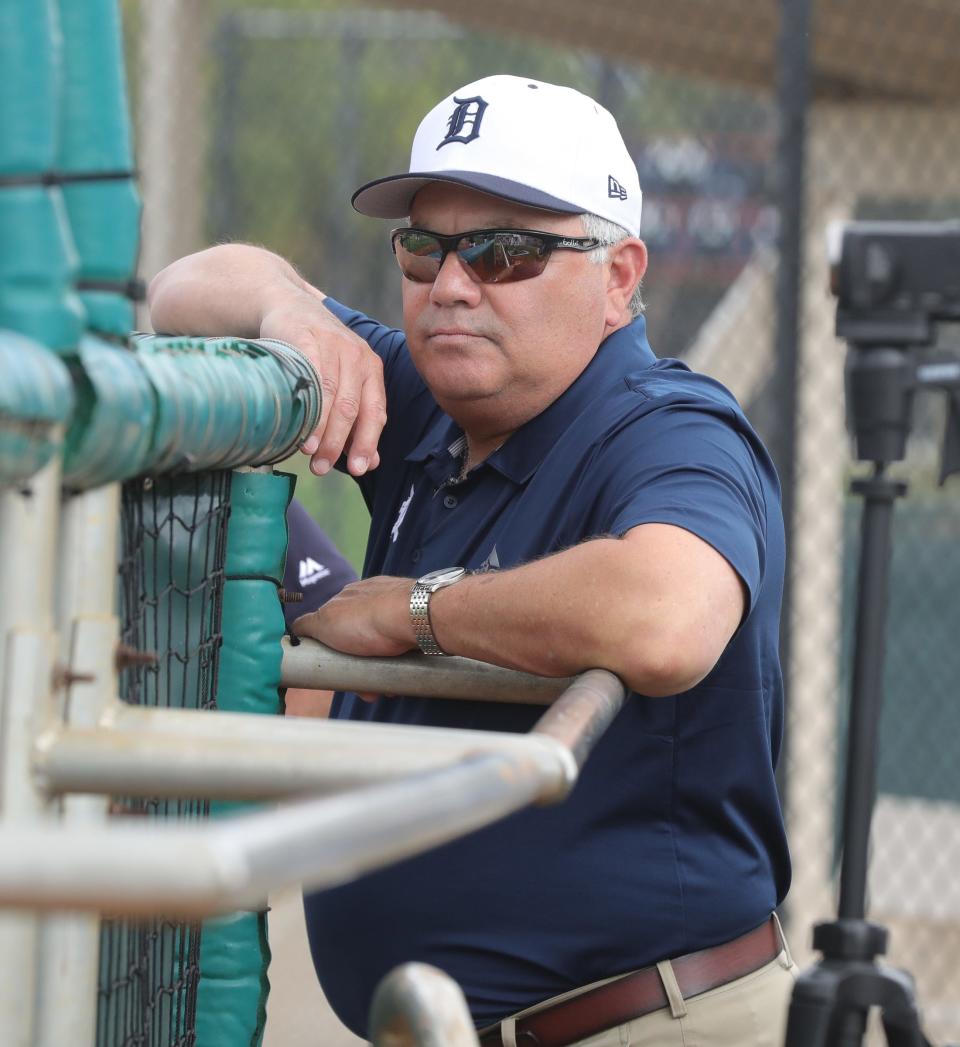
[405,315,657,484]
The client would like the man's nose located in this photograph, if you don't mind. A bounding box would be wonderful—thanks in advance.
[429,250,482,307]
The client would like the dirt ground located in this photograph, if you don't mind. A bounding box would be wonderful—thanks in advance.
[263,888,366,1047]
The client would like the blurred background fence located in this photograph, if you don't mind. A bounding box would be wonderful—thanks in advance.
[124,1,960,1042]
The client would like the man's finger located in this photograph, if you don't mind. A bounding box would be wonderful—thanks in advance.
[300,347,339,473]
[312,364,365,475]
[345,370,388,476]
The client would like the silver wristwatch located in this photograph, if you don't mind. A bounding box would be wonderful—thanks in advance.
[410,567,467,655]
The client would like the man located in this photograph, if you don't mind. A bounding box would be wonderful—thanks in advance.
[150,75,793,1047]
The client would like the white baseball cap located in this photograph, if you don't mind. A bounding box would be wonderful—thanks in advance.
[351,75,642,237]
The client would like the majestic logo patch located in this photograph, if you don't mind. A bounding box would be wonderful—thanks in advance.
[608,175,628,201]
[391,482,415,543]
[299,557,331,587]
[437,95,488,149]
[476,545,500,573]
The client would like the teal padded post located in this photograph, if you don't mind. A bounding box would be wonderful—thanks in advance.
[56,0,141,339]
[61,335,321,488]
[61,335,155,489]
[0,0,59,175]
[0,329,74,483]
[195,468,294,1047]
[0,187,84,354]
[0,0,85,353]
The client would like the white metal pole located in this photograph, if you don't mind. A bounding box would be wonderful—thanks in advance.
[35,484,121,1047]
[36,708,572,799]
[281,636,573,703]
[0,671,623,917]
[369,963,479,1047]
[0,752,557,917]
[0,458,62,1047]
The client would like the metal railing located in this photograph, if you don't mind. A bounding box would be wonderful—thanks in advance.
[1,652,624,916]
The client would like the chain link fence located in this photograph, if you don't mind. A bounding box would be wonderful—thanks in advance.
[98,473,232,1046]
[125,2,960,1043]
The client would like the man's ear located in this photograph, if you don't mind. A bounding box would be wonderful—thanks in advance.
[605,239,648,327]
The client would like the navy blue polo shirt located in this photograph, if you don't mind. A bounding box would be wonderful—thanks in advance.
[304,297,791,1036]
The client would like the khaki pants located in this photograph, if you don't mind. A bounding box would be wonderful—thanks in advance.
[494,920,798,1047]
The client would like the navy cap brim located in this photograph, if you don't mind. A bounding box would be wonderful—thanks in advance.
[351,170,585,219]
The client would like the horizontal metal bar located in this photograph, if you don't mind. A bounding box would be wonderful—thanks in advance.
[529,668,626,771]
[0,751,550,917]
[2,671,625,917]
[35,704,574,800]
[281,636,573,704]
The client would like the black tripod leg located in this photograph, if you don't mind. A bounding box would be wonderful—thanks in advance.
[784,956,934,1047]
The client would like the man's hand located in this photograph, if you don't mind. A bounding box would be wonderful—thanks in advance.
[291,576,416,657]
[259,291,387,477]
[147,244,388,477]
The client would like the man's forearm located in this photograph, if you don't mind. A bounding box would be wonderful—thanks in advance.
[148,243,316,337]
[429,538,694,696]
[298,525,745,698]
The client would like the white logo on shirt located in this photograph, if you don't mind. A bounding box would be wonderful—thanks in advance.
[391,482,415,543]
[477,545,500,572]
[299,557,331,587]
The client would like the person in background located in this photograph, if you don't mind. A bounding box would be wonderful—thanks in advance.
[281,498,356,717]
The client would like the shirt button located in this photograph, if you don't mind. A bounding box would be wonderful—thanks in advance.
[443,494,458,509]
[411,548,422,564]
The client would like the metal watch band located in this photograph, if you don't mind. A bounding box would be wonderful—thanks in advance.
[410,581,444,655]
[409,567,466,656]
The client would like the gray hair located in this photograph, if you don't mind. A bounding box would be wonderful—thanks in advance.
[579,212,645,317]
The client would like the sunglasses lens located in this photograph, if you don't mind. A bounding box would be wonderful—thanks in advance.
[460,232,549,283]
[393,230,443,283]
[393,230,552,284]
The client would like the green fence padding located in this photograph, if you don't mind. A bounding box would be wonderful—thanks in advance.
[61,181,140,336]
[57,0,140,338]
[62,334,154,488]
[0,1,86,355]
[195,912,271,1047]
[61,336,321,488]
[139,337,322,473]
[0,0,59,174]
[56,0,133,172]
[0,329,74,483]
[197,468,294,1047]
[0,186,85,353]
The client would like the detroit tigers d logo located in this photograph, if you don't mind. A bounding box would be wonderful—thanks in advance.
[437,95,488,149]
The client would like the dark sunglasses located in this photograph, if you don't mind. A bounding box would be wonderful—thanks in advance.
[390,227,601,285]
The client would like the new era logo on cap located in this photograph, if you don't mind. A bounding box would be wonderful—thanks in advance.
[608,175,628,201]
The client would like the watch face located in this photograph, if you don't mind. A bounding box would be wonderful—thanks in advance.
[419,566,466,588]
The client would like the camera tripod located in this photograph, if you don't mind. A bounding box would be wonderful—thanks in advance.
[782,337,960,1047]
[787,220,960,1047]
[782,461,931,1047]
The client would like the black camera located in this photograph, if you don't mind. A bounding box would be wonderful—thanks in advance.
[831,220,960,345]
[829,220,960,472]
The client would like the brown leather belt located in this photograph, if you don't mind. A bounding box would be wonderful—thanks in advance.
[478,917,781,1047]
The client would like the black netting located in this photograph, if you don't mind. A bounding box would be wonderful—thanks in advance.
[96,472,231,1047]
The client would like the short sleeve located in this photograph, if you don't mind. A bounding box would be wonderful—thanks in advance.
[594,402,769,608]
[282,498,357,627]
